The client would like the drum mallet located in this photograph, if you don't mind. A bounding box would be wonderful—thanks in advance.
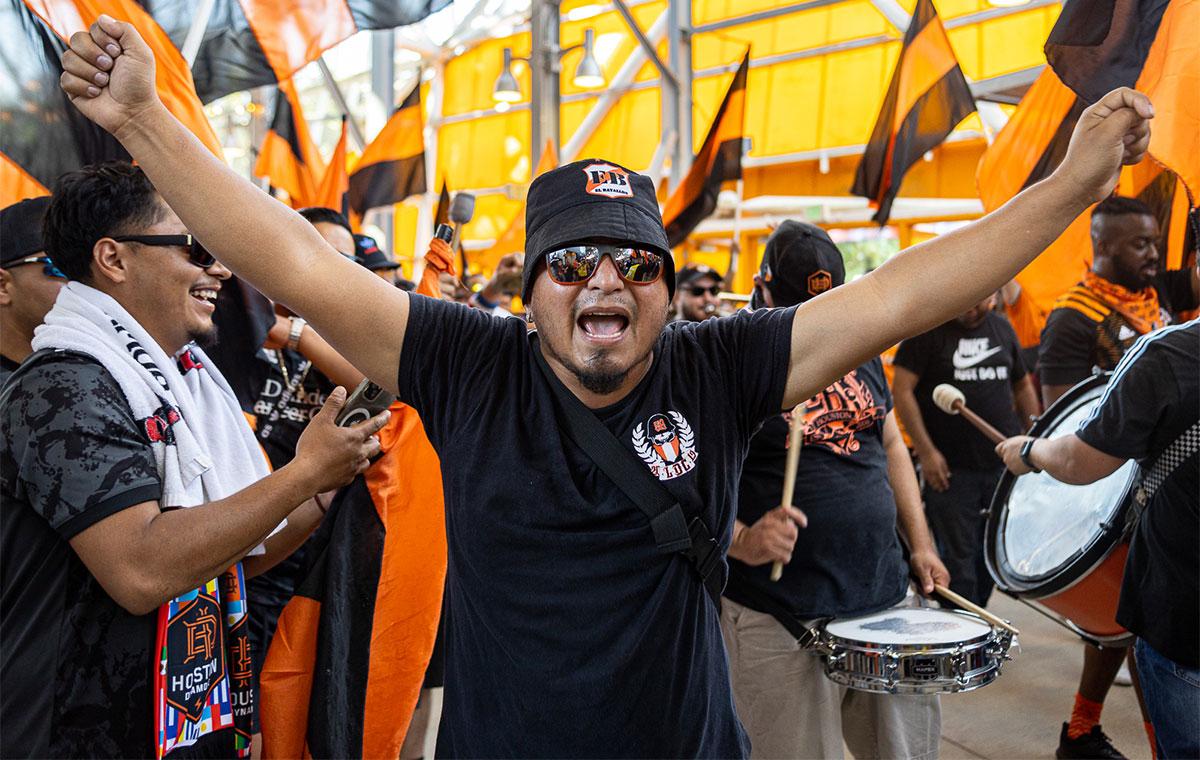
[933,584,1020,635]
[770,407,805,582]
[932,384,1006,445]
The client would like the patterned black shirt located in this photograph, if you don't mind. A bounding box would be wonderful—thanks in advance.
[1,350,162,758]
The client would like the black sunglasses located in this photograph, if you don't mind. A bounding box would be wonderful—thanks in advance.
[112,234,218,269]
[13,255,66,279]
[686,285,721,297]
[544,244,664,286]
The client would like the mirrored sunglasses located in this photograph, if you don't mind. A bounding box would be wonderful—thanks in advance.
[112,234,218,269]
[14,255,67,279]
[687,285,721,297]
[544,244,663,286]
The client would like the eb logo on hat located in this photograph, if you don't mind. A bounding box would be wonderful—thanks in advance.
[583,163,633,198]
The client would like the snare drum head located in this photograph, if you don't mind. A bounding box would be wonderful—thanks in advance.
[988,376,1137,592]
[824,607,992,646]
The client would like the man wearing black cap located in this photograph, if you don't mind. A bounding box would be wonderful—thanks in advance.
[0,196,66,384]
[723,220,948,759]
[60,16,1153,755]
[673,263,724,321]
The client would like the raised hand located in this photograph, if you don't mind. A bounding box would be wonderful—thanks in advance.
[292,387,390,493]
[59,15,161,138]
[1053,87,1154,206]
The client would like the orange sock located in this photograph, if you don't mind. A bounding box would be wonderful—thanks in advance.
[1144,721,1156,759]
[1068,693,1103,739]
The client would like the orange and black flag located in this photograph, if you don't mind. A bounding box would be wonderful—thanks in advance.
[3,0,223,207]
[255,81,326,209]
[348,85,427,216]
[1045,0,1198,205]
[851,0,975,225]
[662,51,749,248]
[314,119,351,215]
[260,406,446,759]
[141,0,450,102]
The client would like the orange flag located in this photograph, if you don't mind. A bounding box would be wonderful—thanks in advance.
[314,119,350,213]
[255,80,326,208]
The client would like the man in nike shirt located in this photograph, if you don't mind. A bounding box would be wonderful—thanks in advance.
[891,295,1037,606]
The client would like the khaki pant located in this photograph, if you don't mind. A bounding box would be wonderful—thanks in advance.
[720,597,941,760]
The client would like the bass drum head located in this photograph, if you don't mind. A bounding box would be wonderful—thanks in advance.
[986,375,1137,596]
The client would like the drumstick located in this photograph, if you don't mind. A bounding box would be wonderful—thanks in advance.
[770,406,805,582]
[933,584,1020,635]
[931,384,1006,445]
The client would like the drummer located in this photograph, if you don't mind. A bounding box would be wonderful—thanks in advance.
[997,319,1199,760]
[721,221,950,759]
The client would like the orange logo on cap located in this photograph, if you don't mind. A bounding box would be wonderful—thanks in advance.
[807,270,832,296]
[583,163,633,198]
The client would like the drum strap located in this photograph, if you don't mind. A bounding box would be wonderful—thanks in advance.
[530,340,725,606]
[1132,419,1200,518]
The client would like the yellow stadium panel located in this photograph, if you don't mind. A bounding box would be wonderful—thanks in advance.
[437,111,532,190]
[461,193,526,244]
[564,88,662,167]
[442,33,532,117]
[742,56,824,156]
[958,7,1061,80]
[691,0,894,70]
[392,202,420,267]
[813,42,898,149]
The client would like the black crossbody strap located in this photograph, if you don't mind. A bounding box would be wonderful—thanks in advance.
[531,342,724,603]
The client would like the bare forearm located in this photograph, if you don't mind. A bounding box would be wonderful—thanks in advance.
[892,391,935,455]
[1014,378,1040,432]
[138,462,322,606]
[1023,435,1124,485]
[885,421,934,554]
[242,497,326,579]
[297,327,365,391]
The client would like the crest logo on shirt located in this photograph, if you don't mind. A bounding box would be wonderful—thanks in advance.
[632,410,698,480]
[583,162,634,198]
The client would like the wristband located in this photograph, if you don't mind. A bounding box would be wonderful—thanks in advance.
[1018,438,1042,473]
[286,317,307,351]
[314,493,330,514]
[471,291,498,310]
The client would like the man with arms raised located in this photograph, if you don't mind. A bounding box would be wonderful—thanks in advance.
[58,15,1152,756]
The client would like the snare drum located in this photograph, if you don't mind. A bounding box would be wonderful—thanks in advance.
[985,375,1139,645]
[816,607,1014,695]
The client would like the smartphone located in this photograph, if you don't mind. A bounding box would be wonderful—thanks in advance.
[335,378,395,427]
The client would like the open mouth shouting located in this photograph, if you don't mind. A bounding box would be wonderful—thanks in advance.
[577,306,631,344]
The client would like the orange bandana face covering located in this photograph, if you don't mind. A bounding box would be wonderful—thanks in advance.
[1082,270,1162,334]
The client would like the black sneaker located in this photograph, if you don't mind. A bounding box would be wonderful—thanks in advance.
[1056,722,1127,759]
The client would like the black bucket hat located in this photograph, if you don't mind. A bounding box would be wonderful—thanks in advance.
[521,158,674,304]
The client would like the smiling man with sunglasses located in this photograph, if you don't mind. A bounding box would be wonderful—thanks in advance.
[0,161,389,759]
[0,196,67,384]
[673,263,725,322]
[56,15,1156,758]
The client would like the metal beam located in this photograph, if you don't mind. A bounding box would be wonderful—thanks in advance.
[692,34,895,80]
[944,0,1059,29]
[317,58,366,151]
[612,0,678,87]
[667,0,692,183]
[530,0,563,163]
[181,0,216,68]
[692,0,846,35]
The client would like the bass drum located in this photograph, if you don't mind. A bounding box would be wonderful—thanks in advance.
[985,374,1139,645]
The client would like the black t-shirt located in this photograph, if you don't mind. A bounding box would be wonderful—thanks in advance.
[247,347,337,471]
[726,358,908,619]
[1039,270,1198,387]
[1076,320,1199,668]
[397,295,793,758]
[894,312,1026,470]
[0,350,240,758]
[244,348,335,614]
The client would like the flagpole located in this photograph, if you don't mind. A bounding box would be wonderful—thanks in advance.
[317,58,366,151]
[180,0,216,68]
